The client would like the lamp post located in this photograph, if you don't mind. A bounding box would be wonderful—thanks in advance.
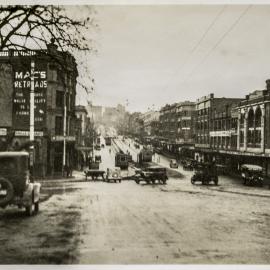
[62,91,67,176]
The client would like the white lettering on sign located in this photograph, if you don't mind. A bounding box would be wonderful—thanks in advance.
[15,71,46,80]
[0,128,7,136]
[15,130,44,137]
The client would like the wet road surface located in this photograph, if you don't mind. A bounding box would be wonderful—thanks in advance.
[0,140,270,264]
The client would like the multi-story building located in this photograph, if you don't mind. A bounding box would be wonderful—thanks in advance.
[175,101,195,144]
[195,94,242,162]
[159,103,177,143]
[127,112,143,138]
[234,81,270,175]
[139,110,160,137]
[159,102,196,157]
[0,42,78,176]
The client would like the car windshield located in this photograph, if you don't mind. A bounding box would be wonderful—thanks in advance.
[0,157,18,174]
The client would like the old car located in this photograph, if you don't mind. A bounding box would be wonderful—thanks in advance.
[135,165,168,185]
[191,163,218,185]
[95,145,101,151]
[95,155,102,163]
[169,159,178,169]
[84,169,105,181]
[183,159,196,171]
[105,167,122,183]
[0,151,41,216]
[241,164,264,187]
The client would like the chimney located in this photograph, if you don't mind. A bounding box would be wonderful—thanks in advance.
[266,79,270,91]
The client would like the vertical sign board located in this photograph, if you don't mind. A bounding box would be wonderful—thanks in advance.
[12,57,47,130]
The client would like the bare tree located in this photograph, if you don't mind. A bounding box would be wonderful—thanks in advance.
[0,5,97,93]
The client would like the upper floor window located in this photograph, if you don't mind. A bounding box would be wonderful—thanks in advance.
[55,116,63,135]
[56,90,64,108]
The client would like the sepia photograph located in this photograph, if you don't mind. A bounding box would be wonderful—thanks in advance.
[0,0,270,267]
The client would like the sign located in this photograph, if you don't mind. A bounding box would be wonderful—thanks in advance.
[12,58,47,130]
[0,128,7,136]
[15,130,44,137]
[51,136,76,142]
[209,131,232,137]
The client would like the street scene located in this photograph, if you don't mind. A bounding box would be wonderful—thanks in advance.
[1,136,270,264]
[0,3,270,266]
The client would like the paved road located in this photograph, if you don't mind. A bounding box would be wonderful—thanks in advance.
[0,142,270,264]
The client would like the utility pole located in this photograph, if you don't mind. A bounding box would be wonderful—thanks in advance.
[62,91,67,176]
[29,59,35,173]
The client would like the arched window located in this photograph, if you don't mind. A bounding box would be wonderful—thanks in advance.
[255,107,262,128]
[240,113,245,128]
[248,108,254,128]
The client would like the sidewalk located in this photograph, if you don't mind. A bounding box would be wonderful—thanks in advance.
[38,170,86,183]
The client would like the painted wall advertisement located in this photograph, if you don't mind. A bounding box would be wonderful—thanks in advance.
[12,59,47,130]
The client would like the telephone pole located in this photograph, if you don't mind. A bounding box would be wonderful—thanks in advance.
[29,59,35,171]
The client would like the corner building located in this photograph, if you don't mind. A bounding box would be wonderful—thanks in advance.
[0,43,78,177]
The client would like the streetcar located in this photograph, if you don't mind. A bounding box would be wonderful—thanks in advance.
[115,152,129,169]
[105,137,112,146]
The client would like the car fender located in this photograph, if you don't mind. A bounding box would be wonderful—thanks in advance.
[22,183,34,205]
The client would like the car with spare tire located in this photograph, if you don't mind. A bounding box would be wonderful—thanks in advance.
[0,151,41,216]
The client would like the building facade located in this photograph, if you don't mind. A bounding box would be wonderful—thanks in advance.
[194,94,242,162]
[0,43,78,177]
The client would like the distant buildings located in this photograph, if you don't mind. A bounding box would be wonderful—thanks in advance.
[126,80,270,177]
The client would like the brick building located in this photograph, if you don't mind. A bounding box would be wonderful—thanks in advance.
[0,43,78,176]
[194,94,242,163]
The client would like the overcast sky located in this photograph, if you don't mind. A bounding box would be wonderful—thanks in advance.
[75,5,270,112]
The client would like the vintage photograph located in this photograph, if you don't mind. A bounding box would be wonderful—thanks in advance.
[0,1,270,266]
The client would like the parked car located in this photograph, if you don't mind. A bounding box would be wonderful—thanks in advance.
[191,163,218,185]
[0,151,41,216]
[241,164,264,187]
[105,167,122,183]
[154,147,162,154]
[135,165,168,185]
[95,155,102,163]
[95,145,101,151]
[169,159,178,168]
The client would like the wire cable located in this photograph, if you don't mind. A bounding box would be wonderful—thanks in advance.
[183,5,252,84]
[162,5,227,94]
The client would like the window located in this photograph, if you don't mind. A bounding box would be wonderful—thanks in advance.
[56,91,64,108]
[55,116,63,135]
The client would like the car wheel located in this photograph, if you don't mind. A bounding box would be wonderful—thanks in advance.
[0,177,14,207]
[191,178,195,185]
